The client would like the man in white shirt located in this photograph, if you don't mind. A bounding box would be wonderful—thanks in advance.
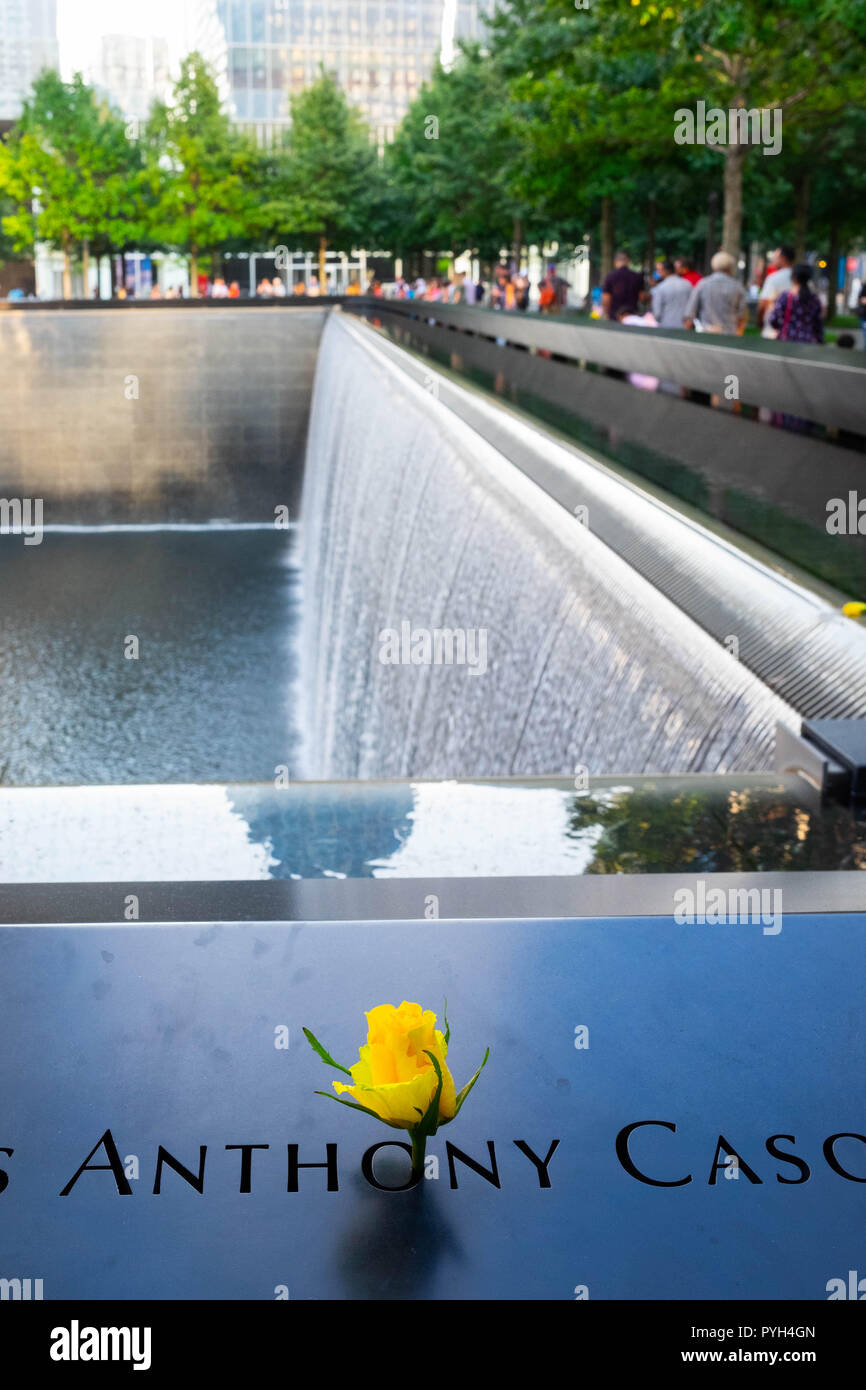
[757,245,794,338]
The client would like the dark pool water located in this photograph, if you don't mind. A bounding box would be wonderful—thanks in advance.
[0,529,300,785]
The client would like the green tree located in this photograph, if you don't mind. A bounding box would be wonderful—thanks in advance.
[383,46,537,268]
[0,70,146,298]
[485,0,708,277]
[145,52,257,295]
[1,73,95,296]
[262,71,380,289]
[477,0,866,278]
[651,0,866,258]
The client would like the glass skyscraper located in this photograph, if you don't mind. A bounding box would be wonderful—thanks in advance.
[0,0,59,121]
[211,0,493,144]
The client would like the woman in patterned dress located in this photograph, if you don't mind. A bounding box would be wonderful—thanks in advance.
[768,265,825,431]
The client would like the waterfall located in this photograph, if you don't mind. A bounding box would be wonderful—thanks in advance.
[300,313,796,780]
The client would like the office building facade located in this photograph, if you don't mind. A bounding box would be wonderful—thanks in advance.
[90,34,172,123]
[0,0,59,120]
[211,0,493,145]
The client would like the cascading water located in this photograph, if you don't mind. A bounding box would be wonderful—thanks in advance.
[300,313,796,780]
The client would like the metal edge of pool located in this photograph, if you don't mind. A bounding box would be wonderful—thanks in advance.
[0,871,862,924]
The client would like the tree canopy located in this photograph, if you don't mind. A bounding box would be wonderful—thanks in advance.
[2,6,864,298]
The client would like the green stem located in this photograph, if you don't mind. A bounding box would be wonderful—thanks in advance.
[411,1129,427,1176]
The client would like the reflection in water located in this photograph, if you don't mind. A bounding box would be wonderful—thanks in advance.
[229,783,416,879]
[568,778,866,874]
[337,1162,463,1300]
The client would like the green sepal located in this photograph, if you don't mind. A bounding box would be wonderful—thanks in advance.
[313,1090,390,1124]
[451,1047,490,1118]
[414,1049,444,1138]
[302,1026,353,1077]
[443,999,450,1048]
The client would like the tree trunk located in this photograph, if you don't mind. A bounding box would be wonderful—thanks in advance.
[722,143,746,262]
[62,241,72,301]
[318,235,327,294]
[108,253,117,297]
[793,169,810,262]
[646,197,656,273]
[600,197,615,277]
[81,238,90,299]
[512,217,522,270]
[826,223,840,325]
[190,250,199,297]
[704,190,719,274]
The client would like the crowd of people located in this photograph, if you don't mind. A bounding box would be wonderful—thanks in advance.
[379,248,860,437]
[77,251,866,372]
[387,263,572,311]
[599,245,834,346]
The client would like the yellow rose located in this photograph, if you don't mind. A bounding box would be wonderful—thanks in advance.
[333,1002,457,1129]
[304,1001,489,1174]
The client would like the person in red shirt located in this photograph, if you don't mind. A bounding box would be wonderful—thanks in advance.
[674,256,701,288]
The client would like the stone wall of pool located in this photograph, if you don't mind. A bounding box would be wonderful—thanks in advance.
[0,306,326,522]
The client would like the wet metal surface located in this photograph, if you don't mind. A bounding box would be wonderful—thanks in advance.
[1,914,864,1299]
[0,775,862,886]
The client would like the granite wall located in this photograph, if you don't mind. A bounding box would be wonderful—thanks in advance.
[0,306,326,522]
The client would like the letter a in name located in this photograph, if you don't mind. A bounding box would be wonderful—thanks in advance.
[59,1129,133,1195]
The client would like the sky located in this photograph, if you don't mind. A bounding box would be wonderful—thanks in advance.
[57,0,189,80]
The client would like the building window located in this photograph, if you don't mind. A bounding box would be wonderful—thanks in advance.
[230,1,248,42]
[250,1,266,43]
[251,48,268,87]
[231,47,250,88]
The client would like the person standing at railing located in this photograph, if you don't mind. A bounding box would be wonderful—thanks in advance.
[757,245,795,338]
[768,263,824,345]
[766,264,824,433]
[856,281,866,348]
[650,261,692,329]
[514,271,531,311]
[601,251,646,320]
[490,264,515,310]
[683,252,748,335]
[538,264,568,314]
[450,271,467,303]
[649,261,692,396]
[674,256,701,288]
